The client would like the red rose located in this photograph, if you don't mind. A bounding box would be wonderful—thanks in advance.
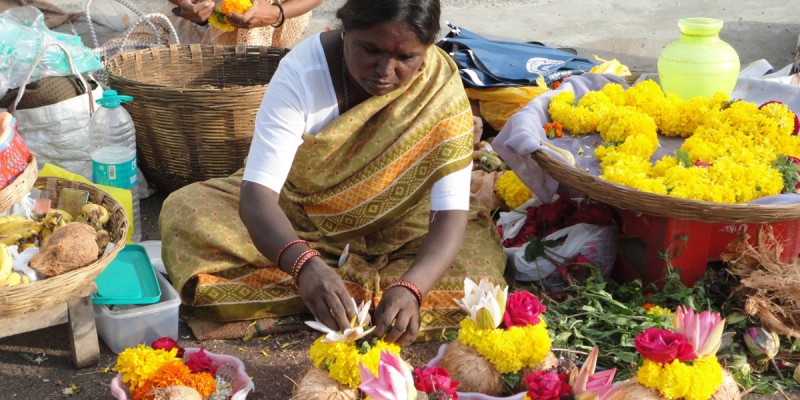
[413,366,459,399]
[567,201,614,227]
[503,290,546,328]
[634,328,697,364]
[151,337,184,358]
[536,197,574,232]
[524,371,571,400]
[185,348,219,375]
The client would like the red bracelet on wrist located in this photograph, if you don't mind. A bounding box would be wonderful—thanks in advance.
[291,249,321,285]
[385,278,423,305]
[276,239,307,268]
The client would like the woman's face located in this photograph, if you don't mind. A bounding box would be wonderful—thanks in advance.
[343,21,430,96]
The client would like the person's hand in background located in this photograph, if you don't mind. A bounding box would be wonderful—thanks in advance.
[172,0,214,24]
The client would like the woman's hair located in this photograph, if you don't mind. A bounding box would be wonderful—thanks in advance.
[336,0,441,45]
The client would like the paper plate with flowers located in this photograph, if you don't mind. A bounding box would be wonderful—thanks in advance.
[618,306,740,400]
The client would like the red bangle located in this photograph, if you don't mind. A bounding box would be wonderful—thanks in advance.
[385,279,423,305]
[292,249,321,285]
[276,239,307,268]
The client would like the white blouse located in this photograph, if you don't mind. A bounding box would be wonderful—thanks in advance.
[242,33,471,210]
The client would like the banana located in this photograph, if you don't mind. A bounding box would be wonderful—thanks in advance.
[39,227,53,247]
[3,271,22,287]
[96,230,111,256]
[0,234,24,247]
[43,209,72,231]
[0,215,28,228]
[0,243,12,285]
[0,219,42,236]
[79,204,111,229]
[18,243,36,253]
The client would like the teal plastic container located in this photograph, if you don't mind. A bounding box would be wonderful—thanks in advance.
[92,244,161,305]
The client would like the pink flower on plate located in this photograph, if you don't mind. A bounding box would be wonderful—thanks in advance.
[151,337,184,358]
[359,351,418,400]
[503,290,546,328]
[185,347,218,375]
[524,370,571,400]
[673,306,725,358]
[570,347,624,400]
[634,327,697,364]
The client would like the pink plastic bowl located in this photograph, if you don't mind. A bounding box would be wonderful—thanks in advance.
[110,348,254,399]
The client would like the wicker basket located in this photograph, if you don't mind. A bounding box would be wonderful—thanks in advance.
[0,154,37,214]
[0,177,128,317]
[105,44,288,193]
[533,150,800,223]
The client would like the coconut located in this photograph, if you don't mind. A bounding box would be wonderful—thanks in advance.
[29,222,99,277]
[291,366,359,400]
[516,351,559,391]
[147,385,203,400]
[439,340,505,396]
[617,369,740,400]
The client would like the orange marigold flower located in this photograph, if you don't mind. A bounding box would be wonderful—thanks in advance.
[150,361,192,387]
[186,372,217,398]
[544,121,564,139]
[642,302,656,310]
[132,380,157,400]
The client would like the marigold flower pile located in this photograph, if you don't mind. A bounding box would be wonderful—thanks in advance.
[548,80,800,203]
[208,0,253,32]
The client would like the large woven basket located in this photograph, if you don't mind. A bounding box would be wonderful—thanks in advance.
[533,150,800,223]
[0,154,37,214]
[105,44,288,193]
[0,177,128,317]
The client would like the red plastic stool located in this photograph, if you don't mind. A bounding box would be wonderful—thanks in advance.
[614,208,800,287]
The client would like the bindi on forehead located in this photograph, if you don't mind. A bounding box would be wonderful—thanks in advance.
[387,40,401,53]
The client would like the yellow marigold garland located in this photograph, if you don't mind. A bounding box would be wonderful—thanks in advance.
[495,170,533,209]
[547,80,800,203]
[308,338,401,389]
[457,318,551,374]
[208,0,252,32]
[637,357,723,400]
[115,345,179,389]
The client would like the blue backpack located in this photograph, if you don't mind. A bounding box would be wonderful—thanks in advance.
[437,24,598,88]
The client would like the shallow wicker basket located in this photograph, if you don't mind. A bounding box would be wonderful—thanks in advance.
[533,150,800,223]
[105,44,288,193]
[0,177,128,317]
[0,154,37,214]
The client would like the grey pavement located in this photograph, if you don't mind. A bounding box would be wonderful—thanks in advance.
[49,0,800,73]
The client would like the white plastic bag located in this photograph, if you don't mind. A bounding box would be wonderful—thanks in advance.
[512,223,618,283]
[495,196,541,240]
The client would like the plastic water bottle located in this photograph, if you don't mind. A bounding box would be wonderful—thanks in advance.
[89,90,141,242]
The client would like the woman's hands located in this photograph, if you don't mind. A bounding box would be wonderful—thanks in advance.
[372,287,421,347]
[297,259,357,331]
[227,0,281,29]
[174,0,214,24]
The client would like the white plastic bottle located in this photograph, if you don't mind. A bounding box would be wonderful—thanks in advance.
[89,89,141,242]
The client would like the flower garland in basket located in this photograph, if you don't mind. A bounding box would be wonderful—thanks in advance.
[303,300,401,390]
[115,338,237,400]
[621,306,740,400]
[208,0,253,32]
[438,278,554,396]
[547,80,800,203]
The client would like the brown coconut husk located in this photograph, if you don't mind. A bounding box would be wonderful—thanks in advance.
[720,226,800,339]
[617,369,740,400]
[517,351,559,392]
[29,222,99,277]
[439,340,505,396]
[291,366,359,400]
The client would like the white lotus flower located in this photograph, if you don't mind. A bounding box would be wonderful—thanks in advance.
[304,299,375,342]
[453,278,508,330]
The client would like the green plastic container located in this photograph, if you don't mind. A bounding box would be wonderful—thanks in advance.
[657,18,740,99]
[92,244,161,305]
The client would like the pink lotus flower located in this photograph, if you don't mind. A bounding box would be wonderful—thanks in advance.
[634,328,697,364]
[413,366,459,399]
[359,351,418,400]
[570,347,624,400]
[503,290,546,328]
[524,370,571,400]
[673,306,725,358]
[151,337,184,358]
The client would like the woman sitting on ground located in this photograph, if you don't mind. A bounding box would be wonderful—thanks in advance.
[160,0,506,346]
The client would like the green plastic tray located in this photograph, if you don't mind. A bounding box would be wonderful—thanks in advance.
[92,244,161,305]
